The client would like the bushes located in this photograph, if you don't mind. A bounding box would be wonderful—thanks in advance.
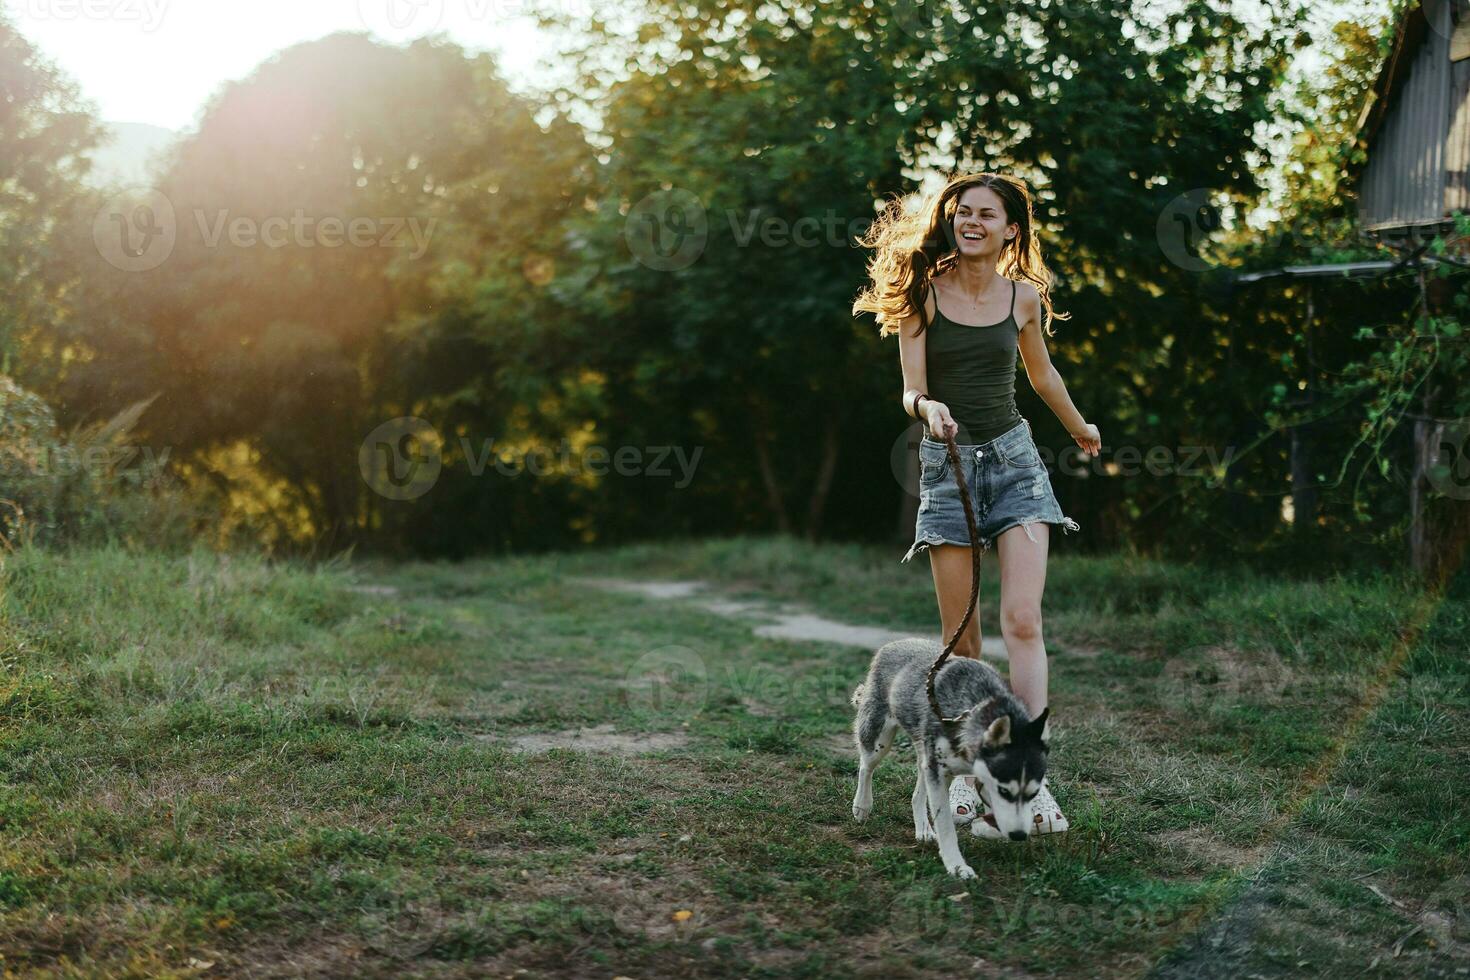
[0,376,203,550]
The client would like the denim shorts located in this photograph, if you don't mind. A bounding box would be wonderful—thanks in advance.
[900,418,1080,563]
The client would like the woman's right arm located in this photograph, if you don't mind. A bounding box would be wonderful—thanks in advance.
[897,302,956,440]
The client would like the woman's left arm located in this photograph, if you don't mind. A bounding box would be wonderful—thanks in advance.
[1016,282,1101,456]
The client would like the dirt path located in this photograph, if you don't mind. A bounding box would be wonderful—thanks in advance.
[567,575,1011,660]
[483,724,691,754]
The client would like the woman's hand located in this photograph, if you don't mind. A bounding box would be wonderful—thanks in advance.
[1070,422,1101,456]
[923,400,958,441]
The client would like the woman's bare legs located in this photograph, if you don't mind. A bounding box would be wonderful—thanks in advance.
[996,522,1049,716]
[925,528,1051,713]
[927,542,983,816]
[928,527,1055,823]
[928,542,982,660]
[996,521,1068,833]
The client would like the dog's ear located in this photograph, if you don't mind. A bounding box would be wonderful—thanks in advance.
[947,706,978,759]
[1032,706,1050,748]
[981,713,1011,750]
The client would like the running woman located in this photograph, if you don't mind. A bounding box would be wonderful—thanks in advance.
[852,172,1101,836]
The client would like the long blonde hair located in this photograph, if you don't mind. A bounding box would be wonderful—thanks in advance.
[852,172,1069,338]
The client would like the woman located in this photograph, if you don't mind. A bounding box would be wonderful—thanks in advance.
[852,172,1100,836]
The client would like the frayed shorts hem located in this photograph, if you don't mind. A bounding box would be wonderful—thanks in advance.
[899,532,973,564]
[899,515,1081,564]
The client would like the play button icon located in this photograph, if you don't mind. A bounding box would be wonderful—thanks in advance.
[356,0,446,41]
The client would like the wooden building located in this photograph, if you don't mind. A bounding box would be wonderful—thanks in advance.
[1236,1,1470,577]
[1355,0,1470,577]
[1355,0,1470,242]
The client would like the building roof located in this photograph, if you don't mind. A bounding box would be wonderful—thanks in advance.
[1349,0,1469,233]
[1231,255,1461,286]
[1353,2,1437,155]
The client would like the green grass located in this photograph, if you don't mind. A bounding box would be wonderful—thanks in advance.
[0,536,1466,977]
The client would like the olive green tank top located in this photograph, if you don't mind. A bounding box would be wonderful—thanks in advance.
[925,278,1022,445]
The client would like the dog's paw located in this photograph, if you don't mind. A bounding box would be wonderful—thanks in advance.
[946,862,978,880]
[852,802,871,822]
[915,823,937,842]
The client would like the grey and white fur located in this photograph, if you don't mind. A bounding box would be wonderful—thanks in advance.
[849,637,1051,878]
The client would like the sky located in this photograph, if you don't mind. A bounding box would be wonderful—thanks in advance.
[7,0,1389,217]
[6,0,576,131]
[8,0,1385,139]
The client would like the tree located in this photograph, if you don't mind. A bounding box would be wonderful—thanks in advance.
[531,0,1305,545]
[0,9,103,373]
[1224,0,1470,577]
[44,33,588,550]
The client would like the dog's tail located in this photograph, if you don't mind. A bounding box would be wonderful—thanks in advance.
[850,681,867,708]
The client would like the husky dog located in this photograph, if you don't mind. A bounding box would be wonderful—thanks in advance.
[849,637,1051,878]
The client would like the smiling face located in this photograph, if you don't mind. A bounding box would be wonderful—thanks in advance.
[951,185,1018,259]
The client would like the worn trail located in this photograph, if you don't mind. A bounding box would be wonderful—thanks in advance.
[568,575,1013,659]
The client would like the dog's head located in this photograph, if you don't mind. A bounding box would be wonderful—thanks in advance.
[958,706,1050,841]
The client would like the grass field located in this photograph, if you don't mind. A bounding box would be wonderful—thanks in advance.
[0,536,1466,977]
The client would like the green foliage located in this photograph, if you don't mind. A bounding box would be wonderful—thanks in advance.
[33,33,590,553]
[0,377,200,549]
[0,537,1463,975]
[0,9,104,371]
[1218,1,1470,569]
[524,0,1308,552]
[7,1,1455,571]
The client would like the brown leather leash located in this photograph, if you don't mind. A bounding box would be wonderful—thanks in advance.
[923,429,984,731]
